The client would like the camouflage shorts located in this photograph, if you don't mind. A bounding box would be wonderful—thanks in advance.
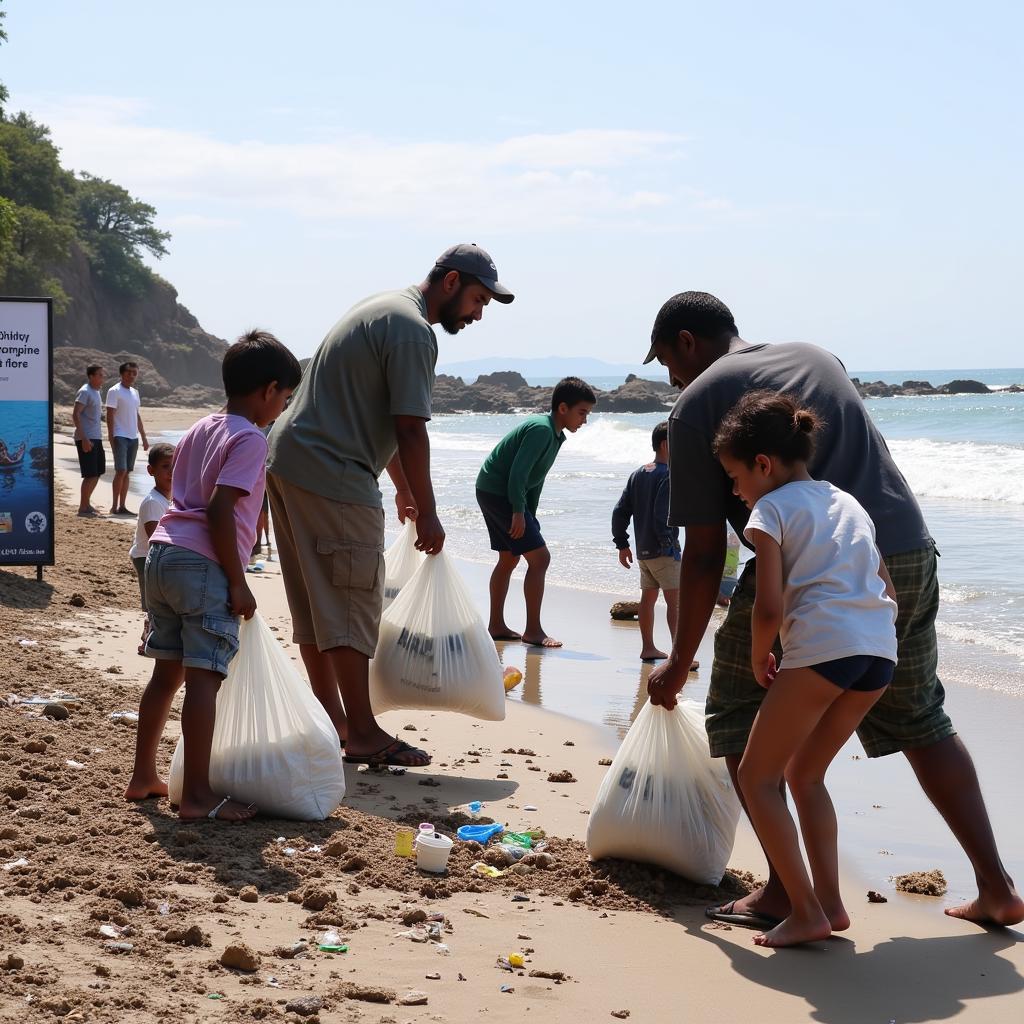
[706,543,956,759]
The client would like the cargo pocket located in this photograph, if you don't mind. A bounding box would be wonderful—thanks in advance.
[317,538,384,590]
[202,614,240,675]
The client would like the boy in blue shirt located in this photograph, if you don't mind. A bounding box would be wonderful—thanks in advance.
[612,421,681,660]
[476,376,596,647]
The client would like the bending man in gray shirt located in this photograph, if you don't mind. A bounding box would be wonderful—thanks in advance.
[644,290,1021,929]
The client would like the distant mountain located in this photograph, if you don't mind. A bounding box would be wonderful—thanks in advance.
[437,355,660,383]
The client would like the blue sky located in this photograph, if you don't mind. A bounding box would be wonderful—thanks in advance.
[3,0,1022,370]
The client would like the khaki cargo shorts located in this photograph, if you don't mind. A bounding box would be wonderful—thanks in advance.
[638,555,680,592]
[706,543,955,759]
[266,473,385,658]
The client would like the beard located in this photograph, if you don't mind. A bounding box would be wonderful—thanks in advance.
[438,287,472,335]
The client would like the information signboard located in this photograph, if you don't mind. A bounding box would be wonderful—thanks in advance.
[0,297,54,570]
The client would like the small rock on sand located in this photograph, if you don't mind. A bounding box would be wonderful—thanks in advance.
[867,890,888,903]
[164,924,208,947]
[42,703,69,720]
[893,869,947,896]
[402,908,427,926]
[220,942,261,972]
[611,1011,631,1020]
[332,982,394,1003]
[398,989,429,1005]
[547,770,576,783]
[598,758,613,766]
[284,995,323,1016]
[239,886,259,903]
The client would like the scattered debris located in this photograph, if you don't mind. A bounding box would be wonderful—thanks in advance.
[547,770,576,783]
[867,891,888,903]
[893,869,947,896]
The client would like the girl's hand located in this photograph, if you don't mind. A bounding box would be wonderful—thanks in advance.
[753,651,777,689]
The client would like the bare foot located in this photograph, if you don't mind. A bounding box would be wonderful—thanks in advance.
[753,911,832,948]
[819,902,851,932]
[640,648,668,661]
[945,891,1024,927]
[178,795,256,822]
[123,777,169,801]
[489,627,523,642]
[522,634,562,648]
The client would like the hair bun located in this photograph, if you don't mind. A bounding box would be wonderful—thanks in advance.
[795,410,815,433]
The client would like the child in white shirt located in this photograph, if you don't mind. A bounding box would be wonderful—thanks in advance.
[130,443,174,653]
[713,390,897,949]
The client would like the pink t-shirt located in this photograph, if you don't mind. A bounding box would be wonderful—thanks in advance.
[151,413,267,572]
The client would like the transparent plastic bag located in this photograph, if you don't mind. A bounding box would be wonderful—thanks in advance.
[586,698,740,884]
[168,613,345,819]
[383,520,425,609]
[369,550,505,721]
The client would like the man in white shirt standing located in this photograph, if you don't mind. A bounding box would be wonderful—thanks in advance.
[105,361,149,515]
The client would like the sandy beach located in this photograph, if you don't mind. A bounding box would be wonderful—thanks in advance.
[0,420,1020,1023]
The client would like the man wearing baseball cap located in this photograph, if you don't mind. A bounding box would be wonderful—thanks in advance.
[267,244,514,769]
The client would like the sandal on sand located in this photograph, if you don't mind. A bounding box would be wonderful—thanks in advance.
[705,900,783,929]
[206,796,255,821]
[345,737,430,768]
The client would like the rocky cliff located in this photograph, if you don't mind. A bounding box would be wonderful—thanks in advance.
[50,243,226,408]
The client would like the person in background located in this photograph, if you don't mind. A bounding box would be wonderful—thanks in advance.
[612,420,680,660]
[476,377,596,649]
[129,442,174,655]
[123,331,301,820]
[72,363,106,517]
[267,244,515,769]
[105,361,148,515]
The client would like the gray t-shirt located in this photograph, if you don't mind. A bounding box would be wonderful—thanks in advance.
[668,342,931,557]
[267,286,437,507]
[74,383,103,440]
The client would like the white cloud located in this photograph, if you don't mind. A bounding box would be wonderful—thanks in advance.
[27,94,713,233]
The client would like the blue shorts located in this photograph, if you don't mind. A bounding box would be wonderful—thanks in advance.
[805,655,895,692]
[144,543,240,675]
[476,487,545,555]
[112,436,139,472]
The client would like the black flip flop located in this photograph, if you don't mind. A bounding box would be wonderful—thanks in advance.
[705,900,784,929]
[344,737,430,768]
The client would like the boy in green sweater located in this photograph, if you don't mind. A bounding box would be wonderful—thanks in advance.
[476,376,597,647]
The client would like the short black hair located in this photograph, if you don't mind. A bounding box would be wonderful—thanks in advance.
[651,420,669,451]
[222,329,303,398]
[551,376,597,412]
[86,364,102,377]
[651,291,738,347]
[427,265,481,289]
[119,361,138,375]
[148,442,174,467]
[712,390,820,466]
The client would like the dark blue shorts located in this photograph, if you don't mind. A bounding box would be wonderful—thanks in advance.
[475,487,545,555]
[805,655,895,692]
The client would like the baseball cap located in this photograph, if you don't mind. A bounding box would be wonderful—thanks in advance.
[434,243,515,303]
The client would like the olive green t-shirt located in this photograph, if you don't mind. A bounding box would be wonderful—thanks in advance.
[267,286,437,507]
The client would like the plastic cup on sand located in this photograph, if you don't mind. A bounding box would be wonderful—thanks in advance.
[415,832,454,874]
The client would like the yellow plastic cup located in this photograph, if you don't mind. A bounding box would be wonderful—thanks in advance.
[394,827,415,857]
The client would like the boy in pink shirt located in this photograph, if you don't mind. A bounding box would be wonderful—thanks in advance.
[124,330,302,821]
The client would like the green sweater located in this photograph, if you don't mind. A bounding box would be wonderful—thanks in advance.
[476,413,566,514]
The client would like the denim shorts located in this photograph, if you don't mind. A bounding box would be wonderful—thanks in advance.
[144,543,240,675]
[112,436,140,472]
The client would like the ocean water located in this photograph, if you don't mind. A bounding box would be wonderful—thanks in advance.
[384,374,1024,705]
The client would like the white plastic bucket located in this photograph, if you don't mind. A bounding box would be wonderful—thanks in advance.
[415,832,454,874]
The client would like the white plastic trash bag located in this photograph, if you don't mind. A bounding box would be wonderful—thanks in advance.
[586,698,741,884]
[168,613,345,820]
[370,550,505,721]
[383,520,425,609]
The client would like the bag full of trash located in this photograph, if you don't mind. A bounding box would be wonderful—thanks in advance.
[383,520,425,609]
[586,698,740,884]
[168,613,345,819]
[370,550,504,721]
